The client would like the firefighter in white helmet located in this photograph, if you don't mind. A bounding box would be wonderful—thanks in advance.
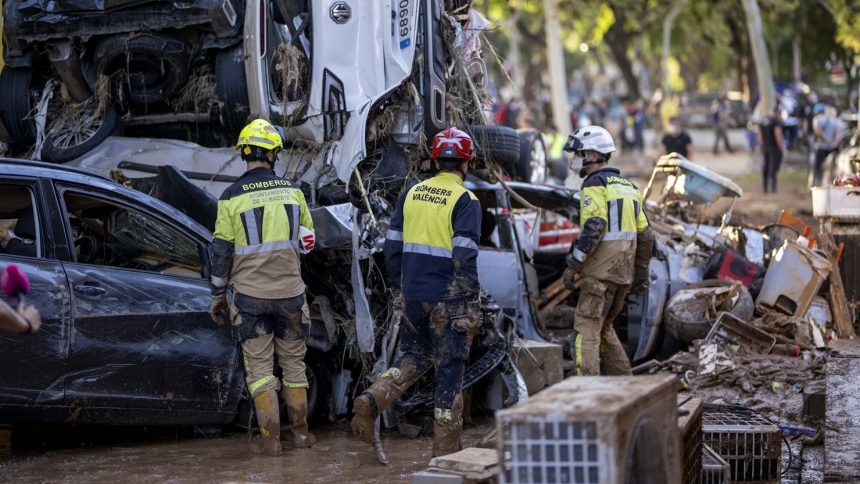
[563,126,654,376]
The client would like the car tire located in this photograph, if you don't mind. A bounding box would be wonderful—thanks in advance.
[548,157,569,181]
[215,45,251,138]
[516,129,548,183]
[93,34,189,106]
[0,67,36,146]
[40,100,122,163]
[466,125,521,170]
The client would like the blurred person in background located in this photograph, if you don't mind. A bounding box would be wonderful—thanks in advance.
[711,97,734,154]
[661,117,693,159]
[759,106,785,193]
[811,104,844,187]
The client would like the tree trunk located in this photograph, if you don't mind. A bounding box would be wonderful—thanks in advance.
[605,20,641,100]
[727,12,757,104]
[741,0,775,114]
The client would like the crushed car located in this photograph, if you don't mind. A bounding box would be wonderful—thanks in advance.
[0,158,535,428]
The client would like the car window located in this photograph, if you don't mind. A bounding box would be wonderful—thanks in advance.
[61,191,202,277]
[0,183,42,258]
[472,189,514,251]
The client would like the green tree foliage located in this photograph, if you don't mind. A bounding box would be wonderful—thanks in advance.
[477,0,856,101]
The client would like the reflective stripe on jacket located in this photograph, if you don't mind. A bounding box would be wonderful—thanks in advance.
[575,167,649,284]
[384,172,481,302]
[210,167,314,299]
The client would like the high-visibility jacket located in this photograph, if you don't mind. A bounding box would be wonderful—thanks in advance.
[210,167,314,299]
[570,167,649,285]
[384,172,481,302]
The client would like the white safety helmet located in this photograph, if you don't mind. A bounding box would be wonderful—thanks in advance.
[563,125,616,178]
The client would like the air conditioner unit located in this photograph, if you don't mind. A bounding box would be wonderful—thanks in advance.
[497,374,680,484]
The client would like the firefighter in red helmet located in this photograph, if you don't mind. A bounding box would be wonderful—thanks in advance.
[351,127,482,457]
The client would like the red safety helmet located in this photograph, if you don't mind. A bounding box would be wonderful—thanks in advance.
[430,127,475,161]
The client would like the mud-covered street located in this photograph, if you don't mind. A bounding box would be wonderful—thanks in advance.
[0,420,497,483]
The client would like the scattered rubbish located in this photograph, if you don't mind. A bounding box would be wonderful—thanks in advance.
[412,448,499,483]
[665,281,754,343]
[816,233,855,338]
[778,424,817,438]
[805,297,833,330]
[497,375,679,483]
[643,153,743,205]
[372,416,389,466]
[812,185,860,221]
[510,339,563,395]
[702,247,766,298]
[704,312,777,355]
[756,239,831,318]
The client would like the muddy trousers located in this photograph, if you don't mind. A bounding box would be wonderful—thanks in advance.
[573,277,633,376]
[358,299,476,456]
[232,292,311,452]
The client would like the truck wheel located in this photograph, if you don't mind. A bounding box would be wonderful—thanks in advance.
[0,67,36,146]
[93,34,189,105]
[40,97,121,163]
[466,125,521,170]
[215,45,251,138]
[516,129,548,183]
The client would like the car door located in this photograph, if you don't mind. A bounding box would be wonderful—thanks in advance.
[471,186,543,341]
[0,177,72,407]
[55,183,241,412]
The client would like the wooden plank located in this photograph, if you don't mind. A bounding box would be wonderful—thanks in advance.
[819,233,855,338]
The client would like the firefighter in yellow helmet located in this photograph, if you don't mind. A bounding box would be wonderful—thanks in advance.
[209,119,317,455]
[562,126,654,376]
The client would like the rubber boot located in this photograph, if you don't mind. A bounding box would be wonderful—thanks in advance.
[284,387,315,448]
[251,389,282,456]
[432,395,464,457]
[352,364,419,443]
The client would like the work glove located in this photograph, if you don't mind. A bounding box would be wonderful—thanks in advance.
[629,277,649,295]
[465,294,482,333]
[563,267,579,290]
[299,226,315,254]
[209,294,229,326]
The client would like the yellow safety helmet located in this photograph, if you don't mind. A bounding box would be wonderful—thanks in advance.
[236,119,284,158]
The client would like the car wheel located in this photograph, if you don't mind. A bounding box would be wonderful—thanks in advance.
[516,129,548,184]
[0,67,36,146]
[92,34,189,106]
[215,45,251,138]
[466,125,521,171]
[40,96,121,163]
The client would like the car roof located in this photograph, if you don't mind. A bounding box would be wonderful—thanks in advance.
[0,157,211,241]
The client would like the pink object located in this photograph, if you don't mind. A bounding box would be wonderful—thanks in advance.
[1,264,30,298]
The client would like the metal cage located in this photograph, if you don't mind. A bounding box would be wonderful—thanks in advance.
[702,408,781,483]
[702,444,730,484]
